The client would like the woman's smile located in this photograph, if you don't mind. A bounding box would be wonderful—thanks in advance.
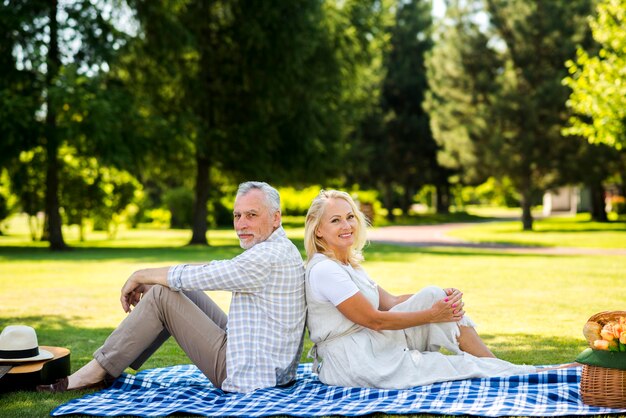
[316,198,358,260]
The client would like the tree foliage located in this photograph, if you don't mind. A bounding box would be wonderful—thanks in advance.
[348,0,450,218]
[427,0,594,230]
[1,0,141,249]
[425,1,502,184]
[128,0,377,244]
[564,0,626,151]
[60,149,142,240]
[379,0,446,215]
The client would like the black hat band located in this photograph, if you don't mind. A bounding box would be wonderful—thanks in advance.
[0,347,39,359]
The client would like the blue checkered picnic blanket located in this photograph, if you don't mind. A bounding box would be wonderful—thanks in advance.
[51,363,626,417]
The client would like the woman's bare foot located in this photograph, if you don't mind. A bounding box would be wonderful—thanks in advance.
[457,326,497,358]
[537,362,581,372]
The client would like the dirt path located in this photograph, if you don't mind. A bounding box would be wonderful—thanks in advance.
[367,223,626,256]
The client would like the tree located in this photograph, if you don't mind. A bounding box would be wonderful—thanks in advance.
[0,3,40,169]
[9,148,47,240]
[377,0,450,216]
[344,0,450,218]
[564,0,626,151]
[486,0,595,230]
[59,150,142,240]
[0,170,16,235]
[130,0,365,244]
[427,0,594,230]
[425,1,506,191]
[2,0,135,249]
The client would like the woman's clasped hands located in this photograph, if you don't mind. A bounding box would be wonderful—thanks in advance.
[429,288,465,323]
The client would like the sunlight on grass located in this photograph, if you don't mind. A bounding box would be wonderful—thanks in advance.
[2,215,626,417]
[3,226,623,361]
[1,258,233,328]
[364,247,626,345]
[448,213,626,248]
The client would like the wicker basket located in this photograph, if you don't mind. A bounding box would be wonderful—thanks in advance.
[579,311,626,408]
[581,364,626,408]
[587,311,626,331]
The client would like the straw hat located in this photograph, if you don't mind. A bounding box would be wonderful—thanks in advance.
[0,325,54,363]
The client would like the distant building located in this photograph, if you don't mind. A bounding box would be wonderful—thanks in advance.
[542,186,590,216]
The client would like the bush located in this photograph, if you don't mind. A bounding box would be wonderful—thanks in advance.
[144,208,171,228]
[279,186,322,216]
[163,187,194,229]
[610,196,626,215]
[455,177,520,208]
[349,188,384,225]
[209,198,234,228]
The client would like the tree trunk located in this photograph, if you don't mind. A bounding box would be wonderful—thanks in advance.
[400,186,414,215]
[44,0,67,251]
[520,186,533,231]
[28,215,39,241]
[79,218,85,242]
[588,181,608,222]
[189,154,210,245]
[381,184,395,222]
[435,181,450,214]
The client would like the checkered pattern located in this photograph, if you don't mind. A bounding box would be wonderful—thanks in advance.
[167,227,306,393]
[51,363,626,417]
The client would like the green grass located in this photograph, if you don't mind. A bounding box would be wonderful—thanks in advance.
[448,213,626,248]
[1,213,626,417]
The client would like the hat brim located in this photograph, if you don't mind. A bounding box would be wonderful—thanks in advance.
[0,348,54,363]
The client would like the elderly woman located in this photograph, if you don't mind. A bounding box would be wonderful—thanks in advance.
[303,189,538,389]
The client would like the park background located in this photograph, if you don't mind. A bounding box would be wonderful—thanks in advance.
[1,0,626,416]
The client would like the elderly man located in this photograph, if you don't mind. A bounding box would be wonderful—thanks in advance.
[38,181,306,393]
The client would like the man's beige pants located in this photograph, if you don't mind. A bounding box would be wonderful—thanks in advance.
[93,285,228,388]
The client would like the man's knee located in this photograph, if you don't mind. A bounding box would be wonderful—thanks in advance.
[143,284,181,307]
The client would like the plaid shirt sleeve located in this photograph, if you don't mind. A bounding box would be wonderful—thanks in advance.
[166,244,273,293]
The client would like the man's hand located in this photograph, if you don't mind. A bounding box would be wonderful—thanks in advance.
[121,272,143,313]
[123,283,153,312]
[120,268,170,313]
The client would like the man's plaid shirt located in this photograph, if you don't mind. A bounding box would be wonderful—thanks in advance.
[167,227,306,393]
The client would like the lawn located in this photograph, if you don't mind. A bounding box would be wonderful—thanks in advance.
[1,213,625,417]
[447,213,626,249]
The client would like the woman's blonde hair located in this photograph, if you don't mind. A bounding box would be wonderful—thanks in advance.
[304,189,369,267]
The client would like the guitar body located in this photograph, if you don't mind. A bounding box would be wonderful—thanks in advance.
[0,346,70,392]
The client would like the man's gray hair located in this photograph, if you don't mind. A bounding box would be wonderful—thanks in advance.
[237,181,281,213]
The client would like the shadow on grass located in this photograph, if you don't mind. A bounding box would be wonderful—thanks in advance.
[0,315,197,417]
[531,225,626,233]
[0,315,198,368]
[1,317,583,372]
[0,239,587,263]
[0,315,115,417]
[0,238,311,262]
[0,244,246,262]
[365,243,575,259]
[0,316,117,366]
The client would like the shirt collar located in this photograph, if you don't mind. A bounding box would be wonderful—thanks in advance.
[266,226,286,242]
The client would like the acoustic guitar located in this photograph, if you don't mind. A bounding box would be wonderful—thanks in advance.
[0,346,70,392]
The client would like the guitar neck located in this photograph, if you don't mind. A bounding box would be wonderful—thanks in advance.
[0,365,12,379]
